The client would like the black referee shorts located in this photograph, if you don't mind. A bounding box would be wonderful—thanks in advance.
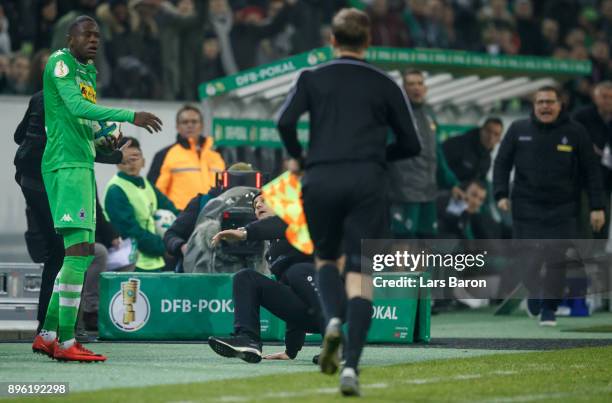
[301,162,388,272]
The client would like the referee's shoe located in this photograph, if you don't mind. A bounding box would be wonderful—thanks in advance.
[208,334,262,363]
[319,317,342,375]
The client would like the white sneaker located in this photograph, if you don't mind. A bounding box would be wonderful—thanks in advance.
[340,367,360,397]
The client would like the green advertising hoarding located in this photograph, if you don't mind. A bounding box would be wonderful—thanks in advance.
[98,272,430,344]
[199,47,591,100]
[212,118,472,148]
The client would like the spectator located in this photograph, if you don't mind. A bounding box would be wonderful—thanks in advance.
[442,117,504,183]
[129,0,204,100]
[0,53,8,92]
[565,27,586,52]
[601,0,612,40]
[422,0,454,49]
[194,31,226,98]
[207,0,296,74]
[5,53,31,95]
[104,137,179,272]
[577,6,600,46]
[96,0,160,98]
[148,105,226,210]
[514,0,545,55]
[290,0,343,54]
[256,0,295,65]
[450,0,481,51]
[33,0,59,51]
[541,18,560,55]
[564,76,593,112]
[0,2,11,54]
[388,69,462,239]
[367,0,411,47]
[478,0,514,26]
[96,0,139,68]
[175,0,209,101]
[437,180,488,240]
[402,0,427,47]
[590,40,611,83]
[541,0,580,40]
[497,23,519,55]
[493,86,605,326]
[573,81,612,238]
[27,48,51,93]
[552,45,570,60]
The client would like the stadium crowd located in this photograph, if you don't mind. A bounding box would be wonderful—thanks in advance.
[8,2,612,375]
[1,0,612,103]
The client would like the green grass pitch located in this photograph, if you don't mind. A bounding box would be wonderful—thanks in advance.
[2,345,612,402]
[2,310,612,402]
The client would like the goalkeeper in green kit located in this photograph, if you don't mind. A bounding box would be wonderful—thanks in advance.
[31,15,162,362]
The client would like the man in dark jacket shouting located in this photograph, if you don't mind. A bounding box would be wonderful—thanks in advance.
[493,86,605,326]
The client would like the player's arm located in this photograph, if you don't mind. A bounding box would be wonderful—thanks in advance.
[52,59,135,123]
[276,71,309,162]
[51,56,162,132]
[385,82,421,161]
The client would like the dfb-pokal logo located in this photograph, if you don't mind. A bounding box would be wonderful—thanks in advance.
[109,278,150,332]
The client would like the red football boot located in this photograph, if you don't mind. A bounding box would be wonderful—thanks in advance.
[32,335,58,358]
[54,342,107,362]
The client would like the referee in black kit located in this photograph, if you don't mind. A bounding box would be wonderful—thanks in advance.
[276,8,421,397]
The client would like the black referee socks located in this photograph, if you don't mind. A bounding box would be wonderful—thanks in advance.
[345,297,373,370]
[316,264,344,322]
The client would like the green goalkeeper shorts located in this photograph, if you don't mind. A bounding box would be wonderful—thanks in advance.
[42,167,96,232]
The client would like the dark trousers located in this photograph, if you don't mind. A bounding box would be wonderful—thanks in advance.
[20,179,64,332]
[232,264,323,341]
[302,162,388,270]
[513,218,578,312]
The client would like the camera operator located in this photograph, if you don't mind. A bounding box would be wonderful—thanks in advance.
[207,192,323,363]
[163,162,258,271]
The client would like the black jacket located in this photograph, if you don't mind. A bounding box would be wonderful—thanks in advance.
[493,111,604,221]
[14,92,46,182]
[14,91,124,184]
[244,216,312,279]
[443,128,491,182]
[95,195,120,249]
[573,104,612,193]
[277,56,421,168]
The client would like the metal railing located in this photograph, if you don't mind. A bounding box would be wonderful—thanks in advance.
[0,262,42,321]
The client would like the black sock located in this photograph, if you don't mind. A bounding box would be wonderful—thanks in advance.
[345,297,373,370]
[316,264,345,323]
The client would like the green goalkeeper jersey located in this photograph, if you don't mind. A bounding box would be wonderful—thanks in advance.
[42,48,135,173]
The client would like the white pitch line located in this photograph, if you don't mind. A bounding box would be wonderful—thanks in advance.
[202,372,511,402]
[473,386,612,403]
